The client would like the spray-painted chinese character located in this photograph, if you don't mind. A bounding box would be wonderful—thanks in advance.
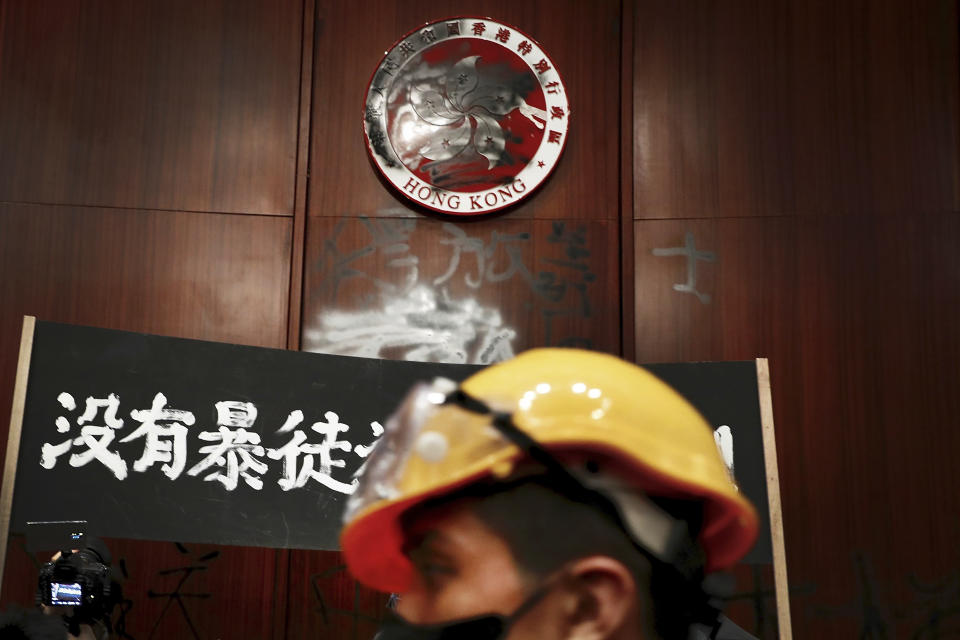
[433,223,487,289]
[534,222,597,347]
[147,543,219,639]
[652,232,716,304]
[308,218,518,365]
[120,393,195,480]
[41,393,128,480]
[485,231,534,285]
[906,571,960,639]
[314,217,419,302]
[434,223,533,290]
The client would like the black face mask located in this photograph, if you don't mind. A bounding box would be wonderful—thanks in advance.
[373,581,550,640]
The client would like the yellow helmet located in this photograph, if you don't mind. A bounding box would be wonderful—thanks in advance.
[341,348,758,593]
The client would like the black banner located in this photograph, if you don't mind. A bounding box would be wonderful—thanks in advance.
[10,321,771,564]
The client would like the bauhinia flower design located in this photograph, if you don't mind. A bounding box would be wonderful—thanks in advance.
[409,55,546,169]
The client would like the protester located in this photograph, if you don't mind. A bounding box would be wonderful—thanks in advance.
[341,348,761,639]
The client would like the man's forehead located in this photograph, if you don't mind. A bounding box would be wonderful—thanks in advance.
[401,498,496,554]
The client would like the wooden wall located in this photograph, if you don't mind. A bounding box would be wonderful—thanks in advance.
[0,0,957,637]
[0,1,303,637]
[631,1,960,637]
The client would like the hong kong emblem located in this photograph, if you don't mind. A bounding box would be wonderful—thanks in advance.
[363,17,570,216]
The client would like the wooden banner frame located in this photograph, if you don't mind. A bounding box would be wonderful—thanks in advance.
[0,315,35,598]
[756,357,792,638]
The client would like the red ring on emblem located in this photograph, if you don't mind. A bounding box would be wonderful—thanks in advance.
[363,17,570,216]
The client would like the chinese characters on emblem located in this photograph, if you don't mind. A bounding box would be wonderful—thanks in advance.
[40,393,384,496]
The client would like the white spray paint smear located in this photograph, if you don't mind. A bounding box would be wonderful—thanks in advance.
[305,285,516,365]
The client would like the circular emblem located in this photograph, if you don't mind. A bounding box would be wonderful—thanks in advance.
[363,17,570,216]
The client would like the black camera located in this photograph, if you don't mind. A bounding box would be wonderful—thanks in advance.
[28,522,116,634]
[37,547,112,616]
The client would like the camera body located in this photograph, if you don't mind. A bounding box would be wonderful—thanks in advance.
[36,548,112,620]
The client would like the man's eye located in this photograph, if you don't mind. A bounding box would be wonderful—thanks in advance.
[421,563,455,575]
[418,562,456,585]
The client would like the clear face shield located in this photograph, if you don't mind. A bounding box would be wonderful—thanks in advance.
[344,377,490,525]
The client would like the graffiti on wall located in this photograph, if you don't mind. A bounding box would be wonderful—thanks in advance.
[305,217,598,364]
[809,552,960,639]
[652,232,716,304]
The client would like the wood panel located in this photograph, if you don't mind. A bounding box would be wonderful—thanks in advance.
[634,213,960,637]
[0,0,302,215]
[301,216,620,361]
[284,549,390,640]
[633,0,960,219]
[0,204,293,466]
[308,0,621,220]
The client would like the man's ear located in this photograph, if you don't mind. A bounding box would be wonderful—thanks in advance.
[562,556,639,640]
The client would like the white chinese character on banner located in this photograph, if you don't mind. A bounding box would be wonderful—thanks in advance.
[120,393,195,479]
[268,411,357,494]
[353,421,384,459]
[186,402,267,490]
[41,393,128,480]
[351,420,385,480]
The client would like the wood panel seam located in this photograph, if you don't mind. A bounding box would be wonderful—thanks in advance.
[0,200,295,219]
